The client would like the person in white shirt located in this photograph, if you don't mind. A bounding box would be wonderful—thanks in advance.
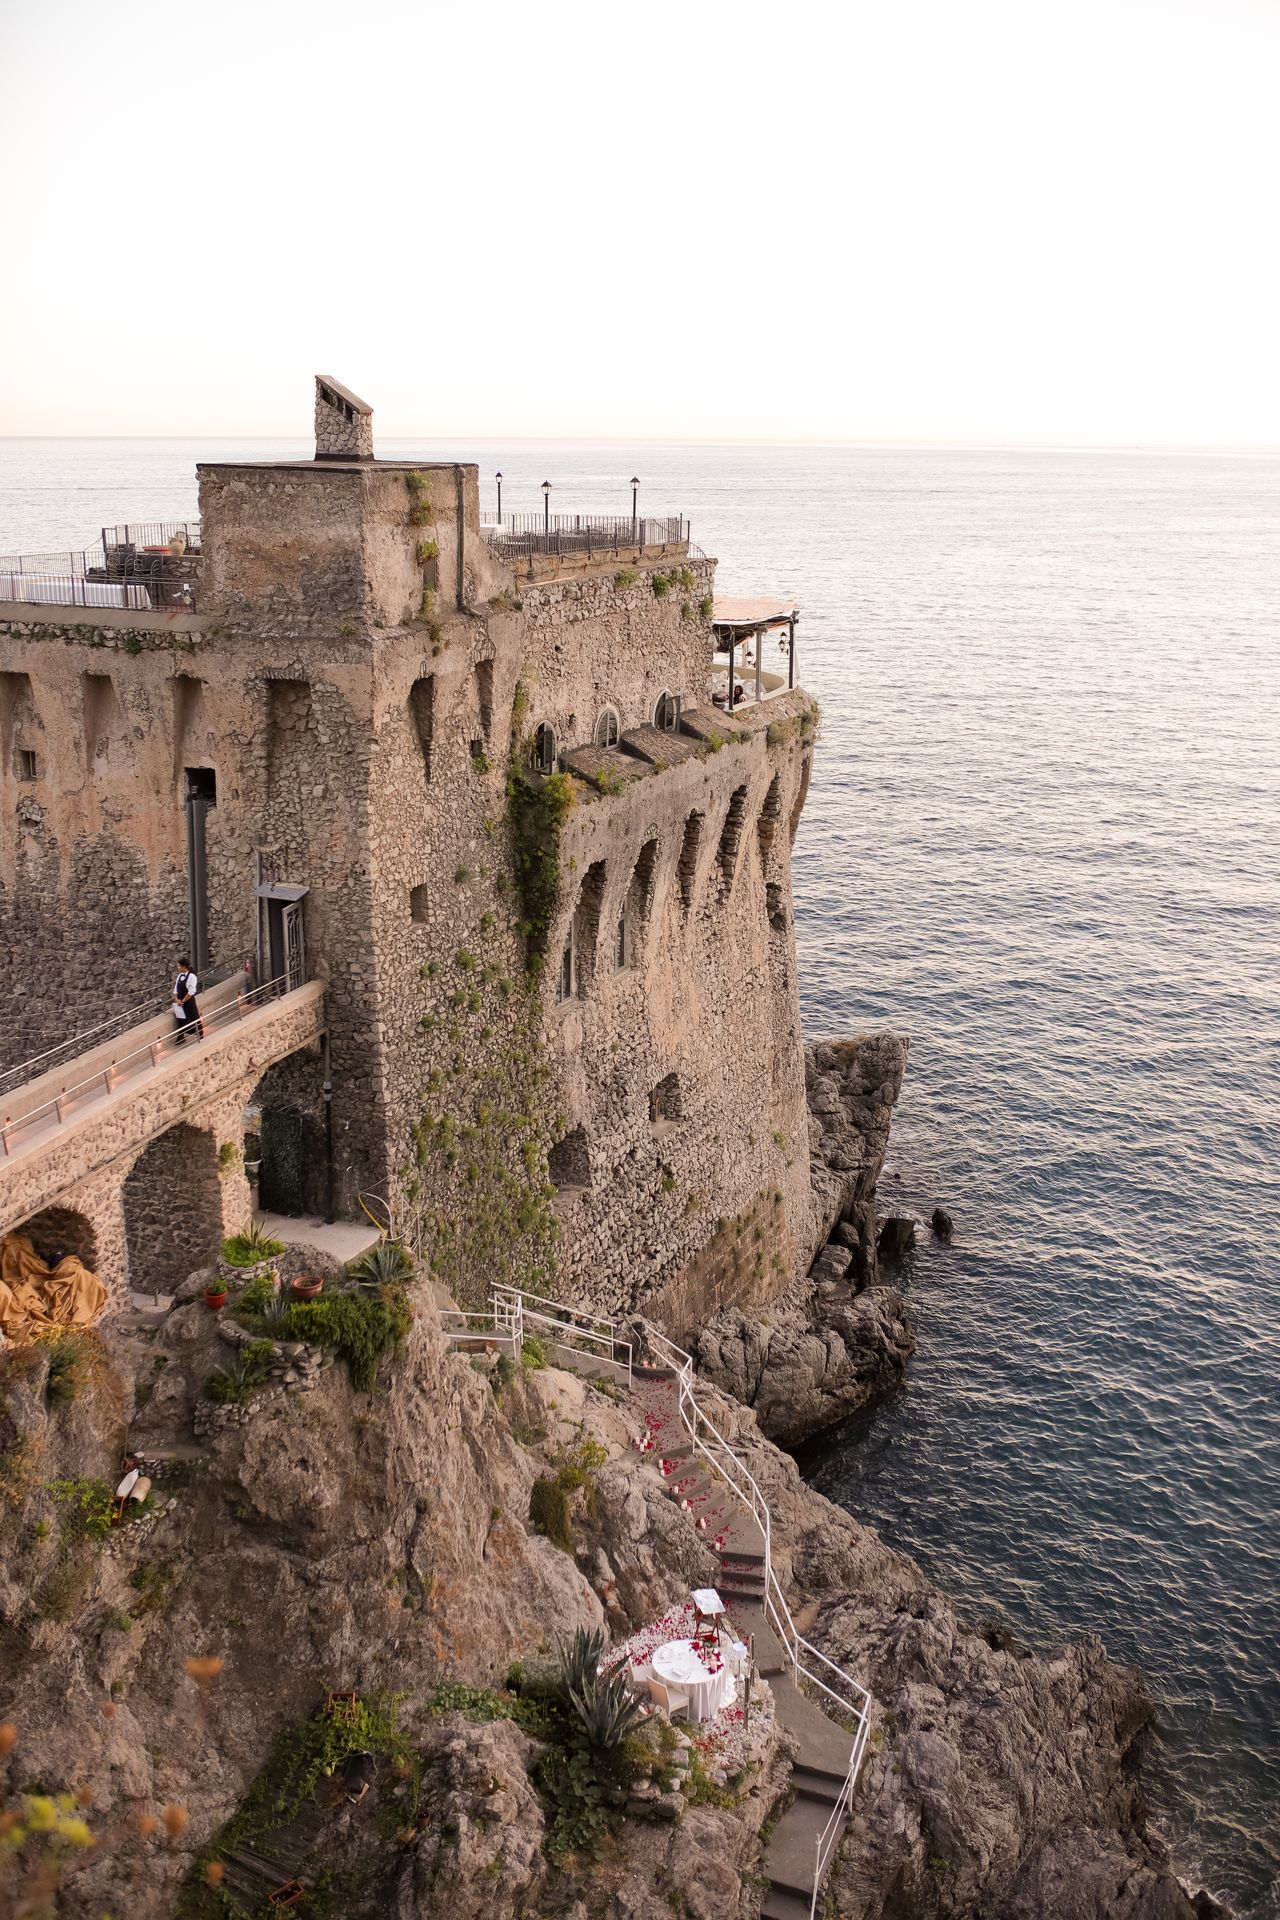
[172,959,202,1044]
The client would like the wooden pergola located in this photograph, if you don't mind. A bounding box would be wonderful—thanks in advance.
[710,597,799,713]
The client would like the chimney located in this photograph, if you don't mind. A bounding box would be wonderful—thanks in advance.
[314,375,374,461]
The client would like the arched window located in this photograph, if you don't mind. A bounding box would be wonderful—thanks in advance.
[594,706,620,748]
[532,722,557,774]
[654,691,679,733]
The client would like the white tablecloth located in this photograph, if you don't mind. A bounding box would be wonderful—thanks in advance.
[650,1638,736,1723]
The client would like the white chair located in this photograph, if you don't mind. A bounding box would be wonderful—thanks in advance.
[647,1676,690,1717]
[626,1658,654,1696]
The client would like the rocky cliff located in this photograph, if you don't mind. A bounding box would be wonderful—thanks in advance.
[691,1035,917,1444]
[0,1273,1215,1920]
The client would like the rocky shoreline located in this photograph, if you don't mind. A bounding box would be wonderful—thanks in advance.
[0,1030,1228,1918]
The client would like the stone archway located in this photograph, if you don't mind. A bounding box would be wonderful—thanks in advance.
[15,1204,98,1272]
[123,1123,223,1296]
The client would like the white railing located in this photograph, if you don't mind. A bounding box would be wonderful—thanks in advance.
[0,975,300,1157]
[493,1283,633,1384]
[441,1288,635,1387]
[443,1282,867,1913]
[635,1321,873,1917]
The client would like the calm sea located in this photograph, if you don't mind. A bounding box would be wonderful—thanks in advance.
[2,437,1277,1914]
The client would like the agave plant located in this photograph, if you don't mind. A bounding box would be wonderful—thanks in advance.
[568,1666,646,1754]
[260,1287,292,1330]
[350,1240,416,1290]
[558,1625,607,1700]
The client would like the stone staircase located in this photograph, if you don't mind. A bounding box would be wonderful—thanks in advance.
[632,1371,859,1919]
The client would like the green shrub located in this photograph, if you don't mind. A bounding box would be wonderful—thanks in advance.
[221,1225,285,1267]
[42,1332,88,1406]
[613,568,638,590]
[237,1271,277,1316]
[283,1285,412,1393]
[529,1474,573,1552]
[49,1478,114,1542]
[520,1333,549,1369]
[536,1743,608,1859]
[650,572,671,597]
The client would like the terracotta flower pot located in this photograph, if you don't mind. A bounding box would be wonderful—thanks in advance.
[291,1274,323,1302]
[204,1288,227,1312]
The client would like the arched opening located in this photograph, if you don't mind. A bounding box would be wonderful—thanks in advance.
[594,706,620,749]
[124,1123,222,1296]
[677,812,704,913]
[757,773,782,862]
[716,785,750,890]
[618,837,658,966]
[16,1206,98,1273]
[654,691,679,733]
[572,860,608,994]
[246,1050,328,1220]
[532,722,557,774]
[548,1126,592,1191]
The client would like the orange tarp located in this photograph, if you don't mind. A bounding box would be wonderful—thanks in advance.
[0,1232,107,1346]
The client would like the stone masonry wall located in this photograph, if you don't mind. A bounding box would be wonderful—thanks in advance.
[122,1122,224,1297]
[1,450,820,1333]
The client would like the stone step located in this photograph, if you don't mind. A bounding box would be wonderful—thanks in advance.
[792,1762,848,1808]
[764,1796,846,1900]
[760,1885,815,1920]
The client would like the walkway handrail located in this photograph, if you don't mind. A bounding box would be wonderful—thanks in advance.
[0,951,255,1100]
[481,1284,871,1917]
[0,974,297,1157]
[639,1318,873,1918]
[492,1283,633,1385]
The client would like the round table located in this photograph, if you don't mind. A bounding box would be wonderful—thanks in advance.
[650,1638,736,1723]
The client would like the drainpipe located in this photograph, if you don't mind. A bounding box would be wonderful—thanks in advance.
[322,1030,335,1223]
[184,787,209,972]
[787,617,796,691]
[455,467,466,612]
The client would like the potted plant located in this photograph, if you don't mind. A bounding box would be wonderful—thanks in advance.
[291,1272,324,1302]
[204,1277,228,1312]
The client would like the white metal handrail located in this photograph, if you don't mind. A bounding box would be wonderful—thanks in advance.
[492,1283,633,1384]
[0,975,297,1157]
[475,1283,872,1914]
[640,1321,872,1918]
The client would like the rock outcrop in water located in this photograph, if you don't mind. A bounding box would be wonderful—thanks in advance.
[691,1033,916,1444]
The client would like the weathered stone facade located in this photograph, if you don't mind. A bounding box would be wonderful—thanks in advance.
[0,405,820,1317]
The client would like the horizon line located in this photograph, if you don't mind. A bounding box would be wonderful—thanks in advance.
[3,433,1280,457]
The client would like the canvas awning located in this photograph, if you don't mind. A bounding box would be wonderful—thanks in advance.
[711,596,797,636]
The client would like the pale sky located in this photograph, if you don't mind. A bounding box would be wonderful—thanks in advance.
[2,0,1277,445]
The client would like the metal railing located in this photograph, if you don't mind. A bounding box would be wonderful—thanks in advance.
[481,514,690,569]
[101,521,201,553]
[0,521,201,612]
[0,973,299,1158]
[441,1284,634,1386]
[444,1279,869,1910]
[636,1321,873,1917]
[0,952,256,1102]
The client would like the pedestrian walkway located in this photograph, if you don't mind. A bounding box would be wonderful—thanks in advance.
[631,1366,865,1918]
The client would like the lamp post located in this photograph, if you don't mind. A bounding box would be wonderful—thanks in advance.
[495,472,503,524]
[541,480,552,537]
[630,475,639,537]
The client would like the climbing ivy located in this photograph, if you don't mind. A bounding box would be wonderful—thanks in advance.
[506,767,577,971]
